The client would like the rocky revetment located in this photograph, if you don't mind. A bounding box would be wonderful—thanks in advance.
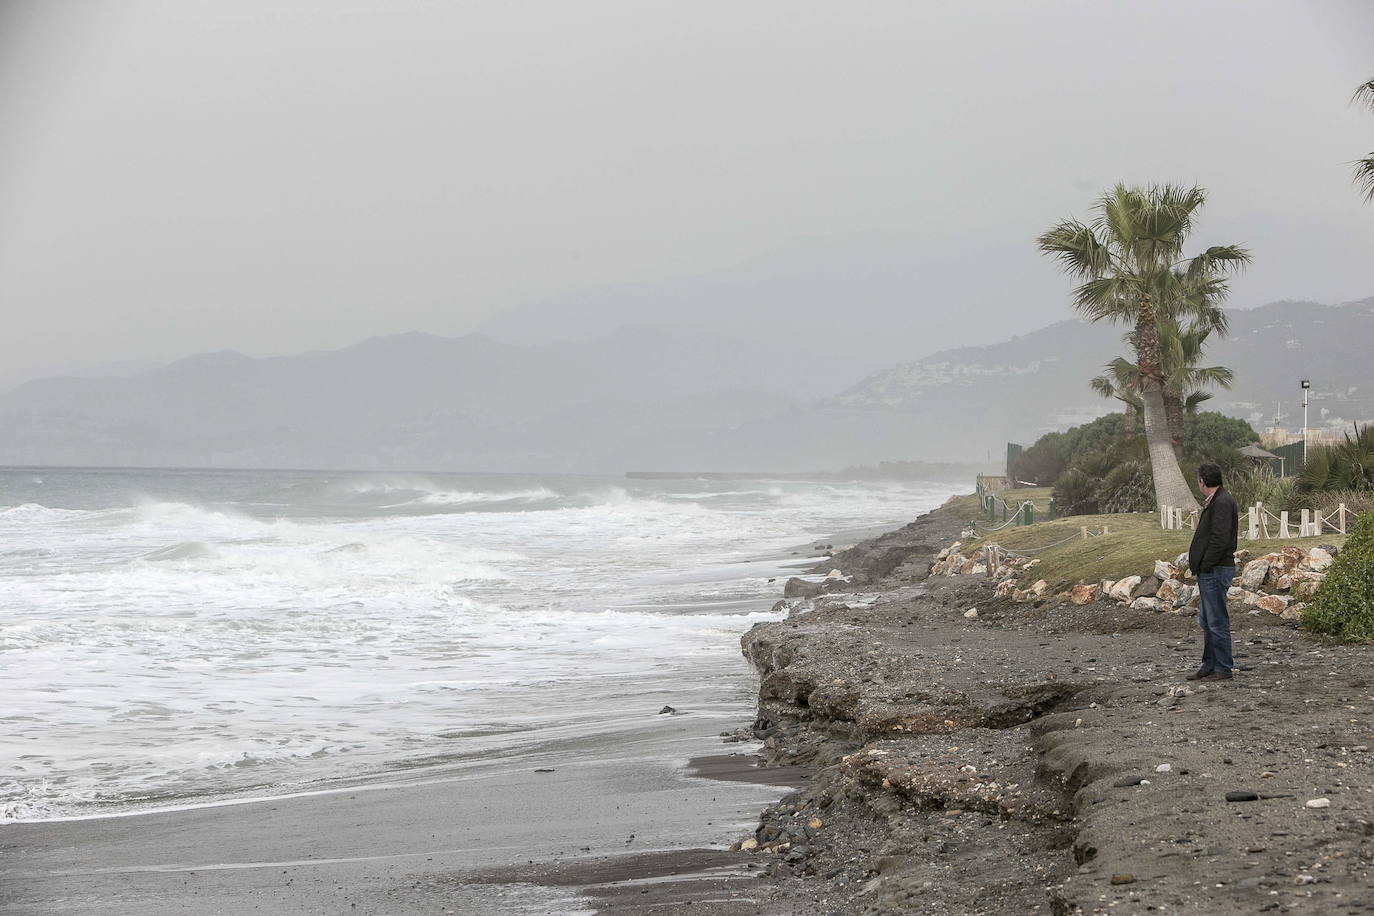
[721,501,1374,915]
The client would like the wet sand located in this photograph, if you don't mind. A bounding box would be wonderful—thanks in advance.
[0,718,800,915]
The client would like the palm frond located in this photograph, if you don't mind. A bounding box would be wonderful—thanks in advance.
[1356,156,1374,203]
[1072,276,1137,322]
[1184,391,1213,412]
[1036,221,1113,278]
[1354,78,1374,113]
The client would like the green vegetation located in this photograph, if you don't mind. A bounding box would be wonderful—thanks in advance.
[1355,78,1374,202]
[1090,322,1233,454]
[1299,424,1374,493]
[945,486,1344,592]
[1037,184,1249,511]
[1011,411,1256,517]
[1302,513,1374,642]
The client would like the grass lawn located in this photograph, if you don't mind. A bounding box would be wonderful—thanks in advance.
[941,488,1348,592]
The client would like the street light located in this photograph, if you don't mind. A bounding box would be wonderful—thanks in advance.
[1301,379,1311,466]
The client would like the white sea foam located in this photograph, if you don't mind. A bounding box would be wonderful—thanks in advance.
[0,470,954,821]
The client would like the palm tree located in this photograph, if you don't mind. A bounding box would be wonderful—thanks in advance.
[1090,321,1234,454]
[1356,78,1374,201]
[1089,357,1142,440]
[1039,184,1250,510]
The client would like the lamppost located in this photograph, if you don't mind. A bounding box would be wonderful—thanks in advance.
[1301,379,1311,466]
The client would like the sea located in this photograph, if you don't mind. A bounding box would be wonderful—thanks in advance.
[0,467,954,824]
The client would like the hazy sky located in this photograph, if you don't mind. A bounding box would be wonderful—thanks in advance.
[2,0,1372,388]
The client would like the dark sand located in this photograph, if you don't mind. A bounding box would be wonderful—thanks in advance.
[0,719,801,915]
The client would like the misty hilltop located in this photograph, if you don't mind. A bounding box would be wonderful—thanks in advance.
[2,297,1371,473]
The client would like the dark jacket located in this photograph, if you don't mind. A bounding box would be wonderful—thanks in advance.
[1188,487,1238,575]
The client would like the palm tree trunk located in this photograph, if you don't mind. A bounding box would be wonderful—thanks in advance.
[1135,297,1198,511]
[1124,402,1137,440]
[1164,390,1185,460]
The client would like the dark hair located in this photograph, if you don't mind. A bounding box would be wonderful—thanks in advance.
[1198,463,1223,488]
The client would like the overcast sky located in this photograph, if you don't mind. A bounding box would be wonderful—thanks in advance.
[2,0,1372,388]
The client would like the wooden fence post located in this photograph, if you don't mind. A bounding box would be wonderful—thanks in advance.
[1081,526,1088,540]
[1247,505,1259,541]
[1300,509,1311,537]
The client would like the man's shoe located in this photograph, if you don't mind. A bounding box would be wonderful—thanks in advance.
[1201,671,1233,681]
[1185,669,1211,681]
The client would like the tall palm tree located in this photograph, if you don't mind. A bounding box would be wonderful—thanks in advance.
[1356,78,1374,201]
[1090,321,1234,454]
[1039,184,1250,511]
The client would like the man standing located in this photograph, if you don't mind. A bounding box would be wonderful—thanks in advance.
[1186,463,1239,681]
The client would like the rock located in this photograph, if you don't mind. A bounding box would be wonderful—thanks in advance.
[807,817,823,829]
[968,563,987,576]
[935,546,951,561]
[1156,579,1179,603]
[1281,603,1305,622]
[1155,763,1172,773]
[1295,874,1316,886]
[1109,576,1141,602]
[1110,874,1135,885]
[659,705,678,715]
[1172,584,1198,608]
[1317,543,1340,557]
[1131,576,1161,599]
[1238,559,1269,590]
[1291,570,1326,600]
[1305,547,1334,571]
[1012,589,1030,602]
[1029,579,1049,597]
[1256,594,1290,615]
[739,837,759,851]
[994,579,1017,598]
[783,577,823,599]
[1175,551,1190,571]
[1131,597,1167,612]
[1113,777,1145,788]
[1305,797,1331,809]
[1154,559,1181,581]
[963,608,979,619]
[1070,583,1100,605]
[825,568,844,579]
[1225,791,1259,802]
[1100,579,1116,595]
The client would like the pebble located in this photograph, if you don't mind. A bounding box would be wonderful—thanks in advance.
[964,608,979,618]
[1110,874,1135,885]
[1155,763,1172,773]
[1305,797,1331,809]
[1225,791,1259,802]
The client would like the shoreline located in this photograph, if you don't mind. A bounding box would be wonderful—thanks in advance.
[672,499,1374,914]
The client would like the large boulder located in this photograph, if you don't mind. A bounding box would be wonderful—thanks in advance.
[1237,559,1269,590]
[1291,570,1327,601]
[1172,584,1199,608]
[1109,576,1141,602]
[1029,579,1050,598]
[1154,559,1181,581]
[1304,547,1335,572]
[1131,576,1161,599]
[1070,583,1100,605]
[1257,594,1290,615]
[1156,579,1179,603]
[1131,596,1168,612]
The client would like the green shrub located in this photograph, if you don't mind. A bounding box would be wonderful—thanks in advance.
[1227,467,1299,512]
[1052,468,1100,516]
[1302,512,1374,642]
[1299,424,1374,493]
[1098,460,1154,513]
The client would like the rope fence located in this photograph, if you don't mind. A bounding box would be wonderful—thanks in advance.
[1159,501,1361,539]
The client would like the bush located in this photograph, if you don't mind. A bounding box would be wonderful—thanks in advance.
[1302,512,1374,642]
[1052,468,1100,516]
[1097,460,1154,513]
[1227,467,1299,512]
[1299,425,1374,493]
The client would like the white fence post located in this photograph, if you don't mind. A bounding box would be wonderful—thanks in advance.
[1339,503,1348,535]
[1247,505,1259,541]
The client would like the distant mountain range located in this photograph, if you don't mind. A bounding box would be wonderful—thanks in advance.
[2,297,1371,472]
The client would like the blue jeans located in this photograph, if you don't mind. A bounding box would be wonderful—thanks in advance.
[1197,566,1236,674]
